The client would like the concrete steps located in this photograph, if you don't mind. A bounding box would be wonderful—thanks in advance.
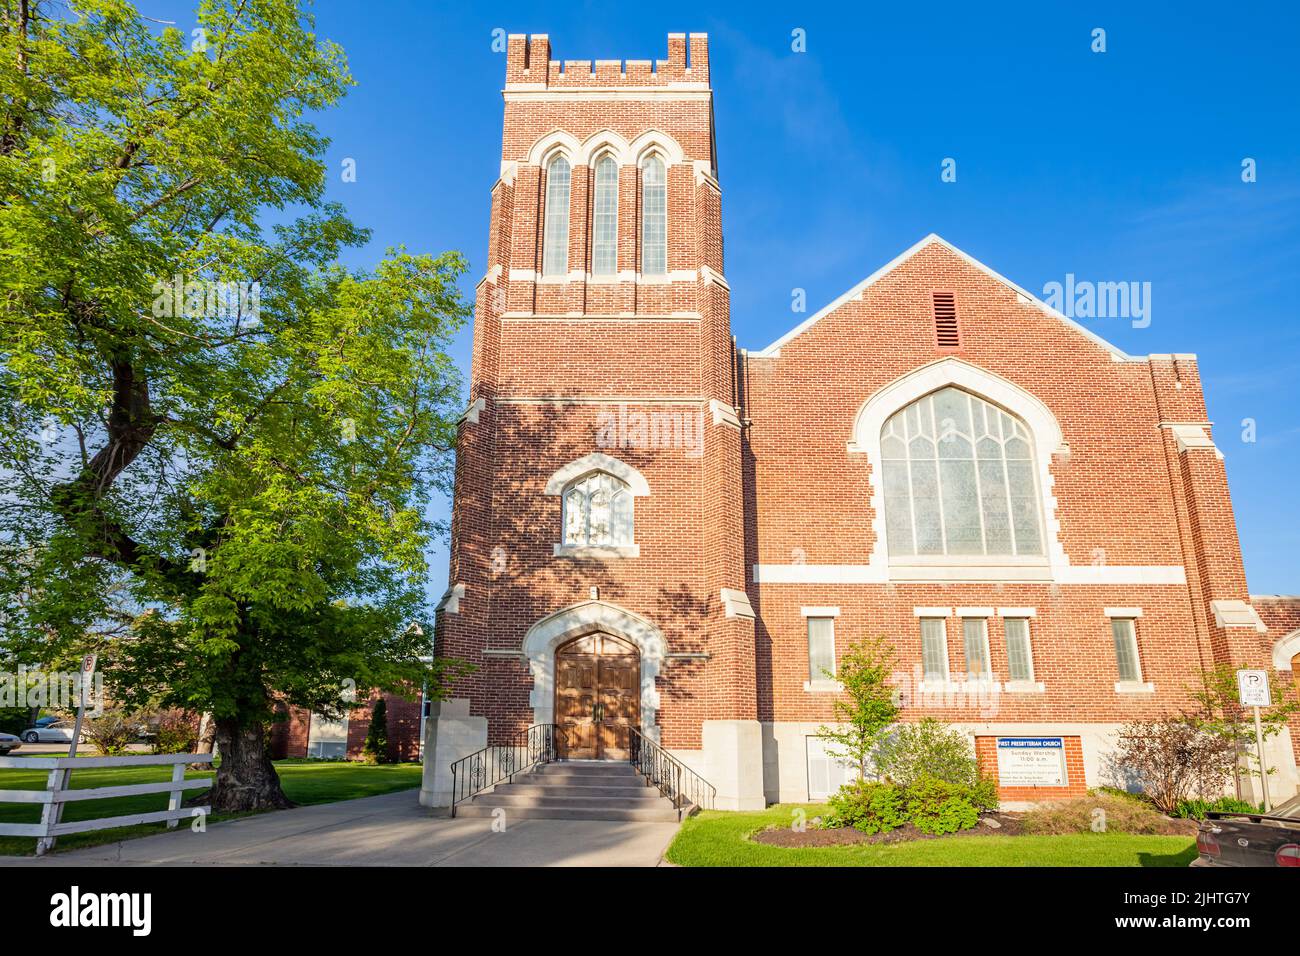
[454,760,682,822]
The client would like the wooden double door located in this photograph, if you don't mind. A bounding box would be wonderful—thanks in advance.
[555,633,640,759]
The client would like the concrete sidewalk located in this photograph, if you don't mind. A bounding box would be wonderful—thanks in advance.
[0,790,680,867]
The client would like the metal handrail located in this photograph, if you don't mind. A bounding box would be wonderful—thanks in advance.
[450,723,564,817]
[628,726,715,815]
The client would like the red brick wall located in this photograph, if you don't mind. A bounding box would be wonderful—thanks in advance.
[976,735,1088,800]
[1255,595,1300,764]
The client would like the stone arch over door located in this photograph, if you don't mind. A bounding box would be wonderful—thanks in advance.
[522,601,666,739]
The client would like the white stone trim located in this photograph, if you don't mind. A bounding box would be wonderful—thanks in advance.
[913,606,952,617]
[721,588,755,619]
[709,399,742,429]
[1104,607,1144,618]
[1114,681,1156,694]
[543,452,650,497]
[1003,680,1047,694]
[436,583,465,615]
[956,607,994,618]
[1211,599,1268,633]
[503,89,712,102]
[752,562,1185,585]
[753,233,1138,362]
[523,127,687,168]
[803,679,843,694]
[800,606,841,618]
[1274,629,1300,671]
[459,397,485,425]
[1166,422,1222,458]
[552,543,640,559]
[521,600,666,735]
[998,607,1037,618]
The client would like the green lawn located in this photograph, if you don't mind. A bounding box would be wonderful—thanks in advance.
[0,758,423,856]
[666,804,1198,867]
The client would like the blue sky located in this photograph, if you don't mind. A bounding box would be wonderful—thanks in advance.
[149,1,1300,595]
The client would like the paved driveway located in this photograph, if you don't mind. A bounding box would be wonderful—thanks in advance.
[0,790,680,867]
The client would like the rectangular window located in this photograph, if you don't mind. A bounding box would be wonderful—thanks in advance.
[807,617,835,681]
[920,618,949,682]
[1111,618,1142,682]
[962,618,991,679]
[1004,618,1034,682]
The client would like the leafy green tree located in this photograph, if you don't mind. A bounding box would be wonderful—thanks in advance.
[814,635,899,780]
[0,1,468,809]
[361,696,388,764]
[1185,664,1297,800]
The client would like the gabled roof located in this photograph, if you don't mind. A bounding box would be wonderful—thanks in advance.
[750,234,1140,362]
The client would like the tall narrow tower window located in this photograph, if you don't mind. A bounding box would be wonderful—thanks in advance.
[542,154,571,276]
[641,155,667,275]
[591,155,619,276]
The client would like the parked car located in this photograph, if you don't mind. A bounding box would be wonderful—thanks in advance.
[32,716,61,728]
[0,733,21,755]
[1194,810,1300,867]
[20,720,84,744]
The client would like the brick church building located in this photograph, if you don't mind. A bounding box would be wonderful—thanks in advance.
[419,34,1300,811]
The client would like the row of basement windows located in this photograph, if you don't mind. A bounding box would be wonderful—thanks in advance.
[542,153,667,278]
[806,615,1146,686]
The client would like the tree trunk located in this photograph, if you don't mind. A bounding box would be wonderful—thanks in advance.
[203,717,293,812]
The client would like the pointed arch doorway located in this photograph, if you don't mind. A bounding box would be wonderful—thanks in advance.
[555,633,640,759]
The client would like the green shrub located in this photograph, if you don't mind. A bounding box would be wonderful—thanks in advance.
[361,698,389,765]
[826,779,905,833]
[1173,796,1260,820]
[151,708,199,754]
[826,773,992,836]
[904,774,981,835]
[878,717,979,787]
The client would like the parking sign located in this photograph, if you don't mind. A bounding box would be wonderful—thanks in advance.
[1236,669,1271,707]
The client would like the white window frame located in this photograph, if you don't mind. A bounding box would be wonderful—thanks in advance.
[804,616,838,691]
[1001,616,1039,688]
[1105,610,1154,692]
[961,616,993,682]
[918,616,950,684]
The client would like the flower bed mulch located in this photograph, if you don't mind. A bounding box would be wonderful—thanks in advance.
[753,813,1022,847]
[752,810,1197,847]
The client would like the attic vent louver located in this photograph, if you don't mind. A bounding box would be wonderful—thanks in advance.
[932,292,960,349]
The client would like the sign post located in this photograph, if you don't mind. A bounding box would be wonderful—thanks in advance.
[1236,669,1272,812]
[68,653,97,759]
[37,654,97,855]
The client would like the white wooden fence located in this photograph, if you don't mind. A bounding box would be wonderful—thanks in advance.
[0,753,213,855]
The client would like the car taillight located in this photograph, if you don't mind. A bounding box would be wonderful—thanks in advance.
[1276,844,1300,867]
[1197,831,1221,857]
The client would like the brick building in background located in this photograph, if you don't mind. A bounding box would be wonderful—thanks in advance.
[271,692,426,763]
[419,33,1299,810]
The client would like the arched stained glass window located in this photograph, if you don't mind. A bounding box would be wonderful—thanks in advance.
[880,387,1043,557]
[562,472,634,547]
[640,155,666,275]
[542,154,571,276]
[591,155,619,276]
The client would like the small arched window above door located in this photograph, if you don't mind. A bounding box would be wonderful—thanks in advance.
[563,472,633,548]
